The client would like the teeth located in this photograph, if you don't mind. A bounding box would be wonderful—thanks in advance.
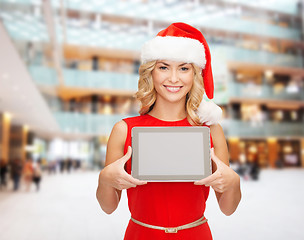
[166,86,181,92]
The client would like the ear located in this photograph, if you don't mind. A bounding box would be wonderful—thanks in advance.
[195,99,222,126]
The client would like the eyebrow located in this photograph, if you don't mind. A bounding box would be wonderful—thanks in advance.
[158,62,189,67]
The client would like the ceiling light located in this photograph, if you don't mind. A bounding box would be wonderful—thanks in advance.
[264,70,273,78]
[229,137,239,142]
[236,73,243,79]
[267,138,277,143]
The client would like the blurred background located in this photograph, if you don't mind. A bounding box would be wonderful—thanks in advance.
[0,0,303,240]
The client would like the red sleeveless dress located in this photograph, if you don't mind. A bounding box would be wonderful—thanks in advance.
[123,114,213,240]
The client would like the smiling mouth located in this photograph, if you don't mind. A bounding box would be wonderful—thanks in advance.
[164,85,183,93]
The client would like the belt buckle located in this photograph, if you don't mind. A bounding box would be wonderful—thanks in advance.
[165,228,178,233]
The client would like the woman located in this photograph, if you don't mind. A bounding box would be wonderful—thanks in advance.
[23,158,34,191]
[96,22,241,239]
[32,161,42,191]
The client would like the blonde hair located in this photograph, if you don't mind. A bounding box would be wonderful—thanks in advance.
[135,61,205,126]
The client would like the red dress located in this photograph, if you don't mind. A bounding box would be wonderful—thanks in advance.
[123,114,213,240]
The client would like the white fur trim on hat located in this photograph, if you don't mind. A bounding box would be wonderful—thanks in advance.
[196,99,222,126]
[141,36,206,68]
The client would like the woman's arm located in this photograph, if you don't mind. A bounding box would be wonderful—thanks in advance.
[96,120,146,214]
[195,124,241,216]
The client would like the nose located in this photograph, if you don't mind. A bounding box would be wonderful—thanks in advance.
[169,70,179,83]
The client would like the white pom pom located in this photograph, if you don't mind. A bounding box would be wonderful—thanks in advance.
[196,99,222,125]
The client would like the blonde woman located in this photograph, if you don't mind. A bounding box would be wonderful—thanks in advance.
[96,22,241,239]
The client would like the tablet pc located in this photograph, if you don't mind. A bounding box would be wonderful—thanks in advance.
[131,127,211,182]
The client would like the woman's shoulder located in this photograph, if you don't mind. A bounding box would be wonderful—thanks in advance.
[122,114,143,122]
[122,114,148,126]
[210,123,226,147]
[108,120,128,150]
[112,120,128,136]
[210,123,224,135]
[111,115,146,137]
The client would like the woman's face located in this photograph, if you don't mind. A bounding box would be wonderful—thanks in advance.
[151,60,194,104]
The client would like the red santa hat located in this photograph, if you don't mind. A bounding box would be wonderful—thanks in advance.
[141,22,214,99]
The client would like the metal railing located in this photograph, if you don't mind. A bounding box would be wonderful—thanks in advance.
[228,81,304,101]
[54,112,135,135]
[221,119,304,137]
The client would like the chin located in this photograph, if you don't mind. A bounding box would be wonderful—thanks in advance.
[161,96,187,104]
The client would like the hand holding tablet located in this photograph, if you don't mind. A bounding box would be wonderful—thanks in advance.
[131,127,212,182]
[99,146,147,191]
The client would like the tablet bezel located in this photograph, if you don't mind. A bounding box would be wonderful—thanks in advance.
[131,127,211,182]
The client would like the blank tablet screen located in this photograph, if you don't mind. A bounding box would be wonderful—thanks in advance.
[131,127,211,181]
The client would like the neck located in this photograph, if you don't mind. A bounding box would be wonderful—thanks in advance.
[148,98,187,121]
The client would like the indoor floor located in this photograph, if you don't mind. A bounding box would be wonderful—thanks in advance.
[0,169,303,240]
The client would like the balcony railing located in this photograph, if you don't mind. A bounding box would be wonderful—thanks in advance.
[62,2,301,41]
[222,119,304,138]
[216,45,303,68]
[54,112,135,136]
[228,81,304,101]
[30,45,303,92]
[219,0,299,15]
[29,65,138,91]
[30,65,304,102]
[54,112,303,138]
[29,65,58,85]
[63,69,138,90]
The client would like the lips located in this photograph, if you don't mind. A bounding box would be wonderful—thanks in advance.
[164,85,183,93]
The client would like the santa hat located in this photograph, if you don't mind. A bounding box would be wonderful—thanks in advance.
[141,22,221,125]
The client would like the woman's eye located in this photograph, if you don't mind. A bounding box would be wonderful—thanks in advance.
[181,67,189,71]
[159,66,168,70]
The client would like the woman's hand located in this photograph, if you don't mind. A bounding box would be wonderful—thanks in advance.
[99,146,147,191]
[194,148,240,193]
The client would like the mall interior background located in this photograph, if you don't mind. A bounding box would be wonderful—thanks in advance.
[0,1,304,240]
[1,0,303,171]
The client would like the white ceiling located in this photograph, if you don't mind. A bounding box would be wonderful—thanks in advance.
[0,22,60,138]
